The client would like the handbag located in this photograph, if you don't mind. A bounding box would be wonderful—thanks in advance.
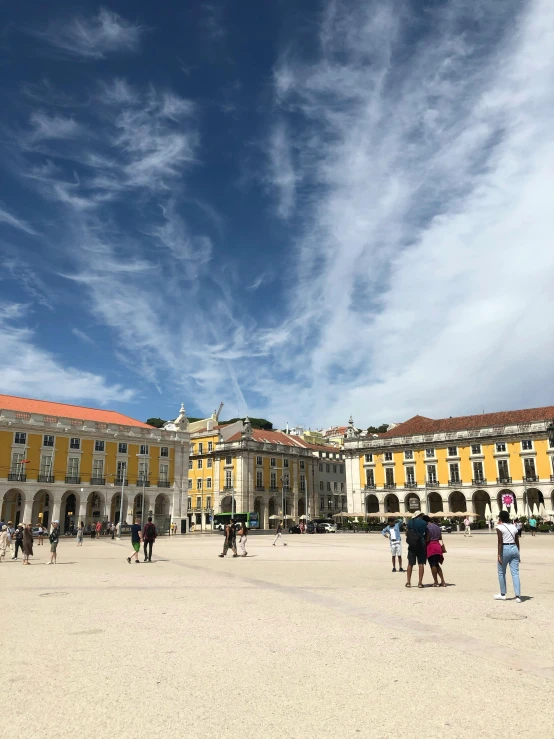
[441,542,447,553]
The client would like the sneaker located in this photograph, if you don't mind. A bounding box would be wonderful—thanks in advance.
[233,554,238,558]
[399,568,405,572]
[494,594,506,600]
[127,557,131,564]
[218,554,224,558]
[515,597,522,603]
[392,567,397,572]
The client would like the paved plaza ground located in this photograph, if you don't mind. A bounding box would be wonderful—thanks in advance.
[2,531,554,739]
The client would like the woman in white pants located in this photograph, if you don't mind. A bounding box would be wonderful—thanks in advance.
[238,521,248,557]
[273,520,287,546]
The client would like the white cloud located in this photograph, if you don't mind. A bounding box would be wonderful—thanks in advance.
[0,205,37,235]
[29,111,82,141]
[71,328,95,345]
[34,8,143,60]
[265,121,297,219]
[0,304,135,404]
[0,254,52,309]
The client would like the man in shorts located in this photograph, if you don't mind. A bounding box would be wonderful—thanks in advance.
[528,516,537,537]
[405,511,427,588]
[381,517,405,572]
[48,521,60,564]
[219,519,238,558]
[127,519,142,563]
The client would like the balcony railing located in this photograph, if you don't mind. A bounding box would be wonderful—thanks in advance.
[472,478,487,486]
[269,486,278,491]
[405,481,418,488]
[426,479,439,487]
[90,477,106,486]
[157,480,171,488]
[364,483,376,490]
[223,485,234,491]
[551,475,554,482]
[136,479,150,487]
[384,483,396,489]
[448,478,461,486]
[523,475,539,483]
[8,472,26,482]
[114,478,129,486]
[65,475,81,484]
[283,486,291,493]
[497,477,512,484]
[254,486,265,491]
[37,474,55,483]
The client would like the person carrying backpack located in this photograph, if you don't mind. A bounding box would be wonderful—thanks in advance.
[405,511,427,588]
[48,521,60,564]
[142,517,157,562]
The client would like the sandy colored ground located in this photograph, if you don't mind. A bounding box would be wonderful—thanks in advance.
[2,531,554,739]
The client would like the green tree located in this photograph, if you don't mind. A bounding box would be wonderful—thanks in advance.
[146,417,167,428]
[220,417,273,430]
[367,424,389,434]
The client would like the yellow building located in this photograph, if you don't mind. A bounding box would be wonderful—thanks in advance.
[344,407,554,519]
[0,395,190,533]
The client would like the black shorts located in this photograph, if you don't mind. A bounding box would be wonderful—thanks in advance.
[428,554,443,568]
[407,546,427,566]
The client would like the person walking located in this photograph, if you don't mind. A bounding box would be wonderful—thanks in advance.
[272,520,287,546]
[12,523,24,560]
[48,521,60,564]
[76,521,84,546]
[127,519,142,563]
[6,521,14,556]
[463,516,472,537]
[219,519,238,558]
[489,517,495,532]
[238,520,248,557]
[37,523,45,546]
[0,525,8,562]
[22,523,34,565]
[495,511,522,603]
[528,516,537,537]
[405,511,427,588]
[110,522,115,540]
[142,517,157,562]
[381,518,404,573]
[423,515,446,587]
[95,520,102,539]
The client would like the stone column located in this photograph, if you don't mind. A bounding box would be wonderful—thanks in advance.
[78,498,87,525]
[51,498,61,529]
[22,495,34,526]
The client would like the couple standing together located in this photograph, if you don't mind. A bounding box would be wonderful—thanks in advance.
[219,519,248,557]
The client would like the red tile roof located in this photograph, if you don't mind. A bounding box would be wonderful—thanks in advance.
[382,407,554,437]
[0,394,152,428]
[227,429,341,453]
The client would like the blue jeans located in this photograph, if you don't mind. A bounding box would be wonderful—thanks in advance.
[497,545,521,596]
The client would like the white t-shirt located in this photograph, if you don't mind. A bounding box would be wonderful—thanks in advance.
[389,528,398,542]
[497,523,518,544]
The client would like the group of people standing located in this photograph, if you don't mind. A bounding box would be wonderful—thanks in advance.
[0,520,60,565]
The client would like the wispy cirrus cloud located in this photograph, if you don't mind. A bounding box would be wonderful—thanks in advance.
[32,7,143,60]
[0,204,37,235]
[265,121,297,219]
[29,111,82,141]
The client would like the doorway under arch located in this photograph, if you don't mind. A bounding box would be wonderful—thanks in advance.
[404,492,421,513]
[428,492,443,513]
[384,494,400,513]
[1,489,25,526]
[473,490,491,519]
[221,496,232,514]
[365,494,379,513]
[449,491,467,514]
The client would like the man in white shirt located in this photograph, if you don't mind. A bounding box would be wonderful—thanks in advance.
[382,518,404,573]
[464,517,472,537]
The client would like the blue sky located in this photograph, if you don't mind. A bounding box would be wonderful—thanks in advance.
[1,0,553,428]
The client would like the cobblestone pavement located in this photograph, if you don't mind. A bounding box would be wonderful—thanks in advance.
[3,532,553,739]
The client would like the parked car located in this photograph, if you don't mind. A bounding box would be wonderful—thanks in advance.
[319,522,337,533]
[289,525,302,534]
[440,524,452,534]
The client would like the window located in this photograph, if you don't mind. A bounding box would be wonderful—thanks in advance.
[118,443,127,454]
[524,458,536,479]
[496,442,506,453]
[207,458,212,468]
[319,481,324,490]
[328,498,333,510]
[206,496,212,509]
[326,464,330,473]
[473,461,484,481]
[447,446,457,457]
[68,457,80,476]
[198,443,203,454]
[385,468,394,485]
[333,481,338,491]
[159,463,169,482]
[271,472,277,489]
[426,448,435,458]
[406,466,415,483]
[320,497,325,510]
[197,479,203,490]
[188,479,193,489]
[283,459,289,468]
[138,461,148,482]
[384,452,393,461]
[340,482,344,492]
[226,456,233,465]
[255,470,263,488]
[160,447,169,457]
[404,450,413,460]
[11,452,24,476]
[116,460,127,480]
[319,463,323,472]
[188,460,193,470]
[521,439,533,451]
[256,456,263,465]
[43,435,54,447]
[40,455,53,475]
[188,497,192,510]
[327,481,331,491]
[14,432,26,444]
[208,442,213,452]
[366,470,374,486]
[449,463,460,483]
[340,466,344,474]
[364,453,373,463]
[300,475,306,492]
[196,496,202,508]
[282,473,290,488]
[139,444,149,456]
[270,457,276,467]
[333,465,337,473]
[300,461,305,469]
[498,459,510,479]
[471,444,481,455]
[92,459,104,478]
[225,470,233,488]
[427,465,437,483]
[94,440,105,452]
[70,437,80,450]
[197,459,203,469]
